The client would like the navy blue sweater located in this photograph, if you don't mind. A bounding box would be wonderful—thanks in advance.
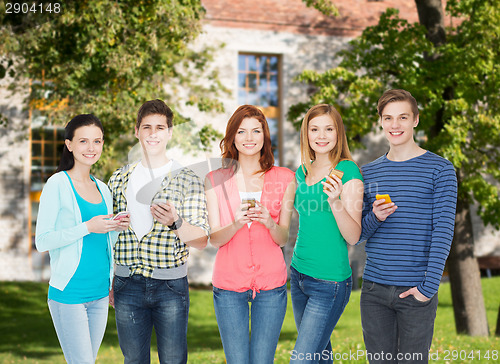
[359,151,457,298]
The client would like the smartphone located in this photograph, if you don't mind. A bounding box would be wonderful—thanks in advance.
[112,211,130,220]
[151,197,168,207]
[242,198,256,209]
[329,169,344,180]
[375,194,392,204]
[324,169,344,188]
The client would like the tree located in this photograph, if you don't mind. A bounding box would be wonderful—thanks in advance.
[0,0,224,178]
[413,0,492,338]
[294,0,499,336]
[302,0,339,17]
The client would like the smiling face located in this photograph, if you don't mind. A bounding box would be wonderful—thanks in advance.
[380,101,419,148]
[65,125,103,168]
[135,114,172,158]
[234,117,264,158]
[307,114,337,156]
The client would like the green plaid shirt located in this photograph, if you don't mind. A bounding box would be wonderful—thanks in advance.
[108,161,209,278]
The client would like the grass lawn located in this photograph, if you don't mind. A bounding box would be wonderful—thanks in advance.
[0,277,498,363]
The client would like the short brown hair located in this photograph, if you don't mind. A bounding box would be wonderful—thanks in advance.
[300,104,353,176]
[136,99,174,129]
[220,105,274,174]
[377,89,419,118]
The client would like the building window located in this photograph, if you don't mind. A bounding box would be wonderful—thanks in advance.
[31,126,65,190]
[30,123,65,250]
[238,53,281,164]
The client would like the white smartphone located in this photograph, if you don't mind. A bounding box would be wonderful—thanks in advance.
[112,211,130,220]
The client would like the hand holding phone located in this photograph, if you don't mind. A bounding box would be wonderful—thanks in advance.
[373,194,396,222]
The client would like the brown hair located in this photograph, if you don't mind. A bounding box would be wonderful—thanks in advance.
[57,114,104,172]
[136,99,174,129]
[220,105,274,174]
[300,104,353,175]
[377,89,419,118]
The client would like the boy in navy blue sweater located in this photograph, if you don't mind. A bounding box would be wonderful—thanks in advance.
[359,89,457,363]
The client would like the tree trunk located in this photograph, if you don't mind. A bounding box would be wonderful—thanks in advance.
[414,0,489,337]
[447,173,489,336]
[415,0,448,137]
[415,0,446,47]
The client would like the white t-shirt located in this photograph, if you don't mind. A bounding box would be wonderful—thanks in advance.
[239,190,262,227]
[127,160,173,241]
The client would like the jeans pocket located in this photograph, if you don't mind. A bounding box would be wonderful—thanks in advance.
[273,283,288,299]
[212,286,224,301]
[113,276,129,293]
[311,276,338,284]
[165,277,188,296]
[408,294,432,306]
[361,280,376,292]
[307,276,341,300]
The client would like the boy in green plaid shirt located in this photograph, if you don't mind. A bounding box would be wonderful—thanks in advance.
[108,99,209,364]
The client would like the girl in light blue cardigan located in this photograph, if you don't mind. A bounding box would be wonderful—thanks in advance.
[35,114,129,364]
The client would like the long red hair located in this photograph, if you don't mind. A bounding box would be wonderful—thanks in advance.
[220,105,274,174]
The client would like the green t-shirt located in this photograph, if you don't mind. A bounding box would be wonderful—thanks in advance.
[291,159,363,281]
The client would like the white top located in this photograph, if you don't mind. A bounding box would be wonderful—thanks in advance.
[239,191,262,227]
[127,160,173,241]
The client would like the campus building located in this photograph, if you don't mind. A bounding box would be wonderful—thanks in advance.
[1,0,498,283]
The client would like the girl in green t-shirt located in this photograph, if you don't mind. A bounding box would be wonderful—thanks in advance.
[290,104,363,364]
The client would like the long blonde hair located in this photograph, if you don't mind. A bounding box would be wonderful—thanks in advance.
[300,104,353,175]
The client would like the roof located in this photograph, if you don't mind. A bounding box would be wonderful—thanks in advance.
[202,0,423,36]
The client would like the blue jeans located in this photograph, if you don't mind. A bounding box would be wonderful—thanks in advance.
[213,283,287,364]
[290,267,352,364]
[360,280,438,364]
[113,275,189,364]
[48,296,109,364]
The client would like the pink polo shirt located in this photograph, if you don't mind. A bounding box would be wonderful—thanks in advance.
[208,166,294,296]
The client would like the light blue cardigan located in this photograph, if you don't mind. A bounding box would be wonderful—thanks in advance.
[35,171,118,291]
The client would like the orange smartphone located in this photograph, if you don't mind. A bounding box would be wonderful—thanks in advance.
[324,169,344,189]
[376,194,392,204]
[329,169,344,180]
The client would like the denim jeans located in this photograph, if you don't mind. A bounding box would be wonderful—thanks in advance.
[213,283,287,364]
[360,280,438,364]
[113,275,189,364]
[48,296,109,364]
[290,267,352,364]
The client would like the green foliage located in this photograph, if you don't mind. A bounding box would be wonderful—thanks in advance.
[169,114,223,155]
[0,0,226,179]
[302,0,340,17]
[290,1,500,228]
